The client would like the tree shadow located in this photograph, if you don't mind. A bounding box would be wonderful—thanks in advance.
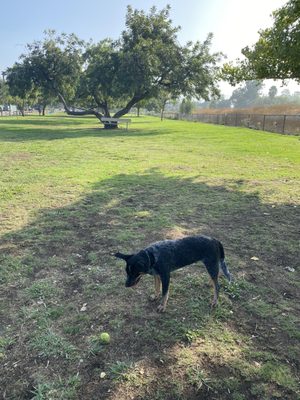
[0,170,299,399]
[0,116,173,142]
[0,115,92,126]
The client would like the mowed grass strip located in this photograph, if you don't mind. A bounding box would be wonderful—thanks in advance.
[0,115,299,399]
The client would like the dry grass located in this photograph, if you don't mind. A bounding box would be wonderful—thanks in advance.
[194,104,300,115]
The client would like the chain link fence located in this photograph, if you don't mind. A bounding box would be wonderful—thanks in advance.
[162,112,300,135]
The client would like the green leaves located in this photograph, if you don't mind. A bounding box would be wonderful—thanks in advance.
[6,6,223,120]
[223,0,300,83]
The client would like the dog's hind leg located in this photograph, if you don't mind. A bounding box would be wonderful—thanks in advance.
[204,260,220,307]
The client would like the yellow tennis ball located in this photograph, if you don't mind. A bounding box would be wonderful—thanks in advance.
[99,332,110,344]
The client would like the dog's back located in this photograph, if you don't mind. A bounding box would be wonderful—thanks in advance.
[146,235,222,271]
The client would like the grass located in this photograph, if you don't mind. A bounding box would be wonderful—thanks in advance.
[0,114,299,399]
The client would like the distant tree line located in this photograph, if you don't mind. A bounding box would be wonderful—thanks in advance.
[202,81,300,110]
[141,82,300,115]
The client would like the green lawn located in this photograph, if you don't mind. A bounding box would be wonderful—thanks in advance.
[0,115,299,399]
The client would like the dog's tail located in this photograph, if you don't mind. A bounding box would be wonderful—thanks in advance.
[218,241,232,282]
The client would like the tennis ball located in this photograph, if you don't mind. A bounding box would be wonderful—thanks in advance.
[99,332,110,344]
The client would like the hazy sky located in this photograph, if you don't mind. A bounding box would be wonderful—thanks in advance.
[1,0,298,96]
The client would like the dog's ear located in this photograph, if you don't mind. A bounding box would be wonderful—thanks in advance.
[114,252,133,262]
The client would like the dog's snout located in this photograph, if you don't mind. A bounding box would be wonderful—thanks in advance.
[125,275,142,287]
[125,279,133,287]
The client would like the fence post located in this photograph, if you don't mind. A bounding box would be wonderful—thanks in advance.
[282,115,286,134]
[235,113,238,126]
[262,115,266,131]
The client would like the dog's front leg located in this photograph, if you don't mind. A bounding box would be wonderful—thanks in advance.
[150,275,161,301]
[157,272,170,313]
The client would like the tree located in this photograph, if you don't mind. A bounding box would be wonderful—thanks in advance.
[5,62,36,116]
[268,85,278,101]
[157,91,175,121]
[6,7,222,128]
[19,31,86,117]
[0,79,10,115]
[0,79,9,104]
[135,99,148,117]
[223,0,300,84]
[33,89,58,115]
[209,95,231,109]
[230,80,263,108]
[140,91,175,120]
[179,98,194,114]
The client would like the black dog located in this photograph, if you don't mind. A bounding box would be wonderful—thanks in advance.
[115,235,232,312]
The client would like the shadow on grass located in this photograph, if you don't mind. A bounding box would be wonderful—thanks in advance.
[0,115,93,126]
[0,170,299,399]
[0,116,171,142]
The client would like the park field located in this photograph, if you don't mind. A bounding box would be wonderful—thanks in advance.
[0,115,299,399]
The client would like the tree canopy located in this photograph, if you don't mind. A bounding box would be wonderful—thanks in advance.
[222,0,300,84]
[5,6,222,127]
[0,79,9,105]
[5,62,37,115]
[229,81,263,108]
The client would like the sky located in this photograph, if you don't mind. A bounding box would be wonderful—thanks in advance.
[1,0,299,97]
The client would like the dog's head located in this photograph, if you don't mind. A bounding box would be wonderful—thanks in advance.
[114,250,151,287]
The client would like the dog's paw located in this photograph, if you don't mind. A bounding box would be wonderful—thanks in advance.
[157,304,166,313]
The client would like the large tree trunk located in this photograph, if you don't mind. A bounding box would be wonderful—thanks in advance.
[113,93,146,119]
[19,100,25,116]
[160,108,164,121]
[160,99,167,121]
[57,91,146,129]
[101,101,118,129]
[104,121,118,129]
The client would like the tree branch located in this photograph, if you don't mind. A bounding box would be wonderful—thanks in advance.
[93,93,110,117]
[113,93,147,118]
[57,92,103,121]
